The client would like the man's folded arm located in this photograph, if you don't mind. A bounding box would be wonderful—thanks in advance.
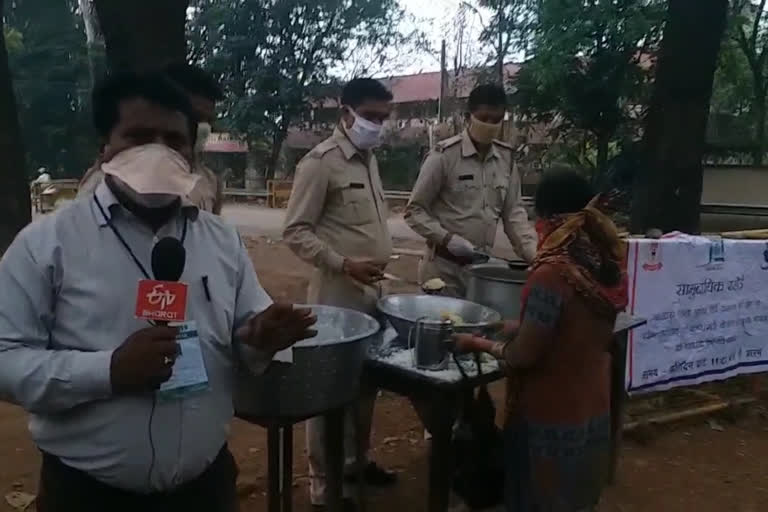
[0,233,113,414]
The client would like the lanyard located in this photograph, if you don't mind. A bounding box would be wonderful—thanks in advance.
[93,194,188,280]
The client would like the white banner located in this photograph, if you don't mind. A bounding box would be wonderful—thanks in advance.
[626,236,768,394]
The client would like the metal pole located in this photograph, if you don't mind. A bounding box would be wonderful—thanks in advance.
[267,425,281,512]
[324,409,345,511]
[281,426,293,512]
[438,39,447,122]
[609,332,628,485]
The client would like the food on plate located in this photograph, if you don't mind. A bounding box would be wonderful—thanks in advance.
[422,278,446,291]
[439,311,464,325]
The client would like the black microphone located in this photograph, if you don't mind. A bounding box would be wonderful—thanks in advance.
[149,237,186,329]
[151,237,186,282]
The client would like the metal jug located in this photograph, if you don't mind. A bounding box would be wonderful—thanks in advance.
[408,317,454,371]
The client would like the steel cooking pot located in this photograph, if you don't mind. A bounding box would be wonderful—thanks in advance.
[465,262,528,320]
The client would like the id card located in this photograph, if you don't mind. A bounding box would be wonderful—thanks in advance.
[158,321,209,400]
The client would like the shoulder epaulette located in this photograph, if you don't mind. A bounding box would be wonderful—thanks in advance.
[435,134,463,153]
[307,138,339,159]
[493,139,514,150]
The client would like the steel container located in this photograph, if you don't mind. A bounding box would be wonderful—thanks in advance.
[377,294,501,348]
[234,305,380,421]
[409,318,454,371]
[465,262,528,320]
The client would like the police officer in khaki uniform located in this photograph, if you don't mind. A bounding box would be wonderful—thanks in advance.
[405,84,537,297]
[78,64,224,215]
[283,78,397,510]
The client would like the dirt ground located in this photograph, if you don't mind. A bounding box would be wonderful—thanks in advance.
[2,237,768,512]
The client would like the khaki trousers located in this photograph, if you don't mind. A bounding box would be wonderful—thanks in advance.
[305,267,384,505]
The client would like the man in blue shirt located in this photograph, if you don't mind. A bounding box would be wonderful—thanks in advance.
[0,71,316,512]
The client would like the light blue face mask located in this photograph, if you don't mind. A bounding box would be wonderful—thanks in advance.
[346,109,383,150]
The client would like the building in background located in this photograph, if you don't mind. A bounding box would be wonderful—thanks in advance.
[202,132,250,189]
[278,63,548,190]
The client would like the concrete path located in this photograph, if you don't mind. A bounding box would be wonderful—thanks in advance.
[221,203,517,254]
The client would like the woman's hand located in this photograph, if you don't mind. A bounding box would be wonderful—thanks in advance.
[489,320,520,338]
[452,333,480,354]
[453,333,506,360]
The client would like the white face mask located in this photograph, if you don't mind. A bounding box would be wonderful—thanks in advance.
[346,109,383,150]
[195,122,212,155]
[102,143,200,207]
[108,177,180,208]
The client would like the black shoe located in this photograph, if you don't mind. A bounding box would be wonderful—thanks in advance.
[344,462,398,487]
[311,498,357,512]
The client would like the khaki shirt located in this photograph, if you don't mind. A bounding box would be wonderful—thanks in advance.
[283,127,392,273]
[188,164,223,215]
[405,130,537,262]
[76,162,223,215]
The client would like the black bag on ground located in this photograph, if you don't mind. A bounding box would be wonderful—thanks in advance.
[451,354,505,509]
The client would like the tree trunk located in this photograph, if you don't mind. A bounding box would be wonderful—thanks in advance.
[0,0,30,254]
[753,91,766,166]
[267,123,289,181]
[93,0,189,72]
[78,0,104,90]
[630,0,728,234]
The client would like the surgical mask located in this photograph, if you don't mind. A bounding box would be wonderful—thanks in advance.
[346,109,383,150]
[102,143,199,207]
[195,122,212,155]
[468,115,502,145]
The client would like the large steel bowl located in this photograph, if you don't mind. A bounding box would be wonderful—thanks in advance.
[377,294,501,346]
[234,305,380,421]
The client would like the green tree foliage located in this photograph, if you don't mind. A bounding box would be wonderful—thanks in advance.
[511,0,666,181]
[475,0,537,83]
[0,0,30,253]
[376,142,424,190]
[3,26,21,53]
[712,31,753,116]
[187,0,413,179]
[709,25,753,156]
[725,0,768,164]
[631,0,728,234]
[4,0,96,176]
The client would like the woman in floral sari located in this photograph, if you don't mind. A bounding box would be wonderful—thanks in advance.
[454,168,628,511]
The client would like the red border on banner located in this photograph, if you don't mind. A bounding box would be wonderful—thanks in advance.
[628,242,640,385]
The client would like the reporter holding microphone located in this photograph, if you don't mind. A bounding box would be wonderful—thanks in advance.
[0,71,315,512]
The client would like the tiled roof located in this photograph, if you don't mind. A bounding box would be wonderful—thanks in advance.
[319,63,521,107]
[383,63,520,103]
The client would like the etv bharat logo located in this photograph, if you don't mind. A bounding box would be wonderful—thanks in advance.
[146,284,178,311]
[135,280,188,322]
